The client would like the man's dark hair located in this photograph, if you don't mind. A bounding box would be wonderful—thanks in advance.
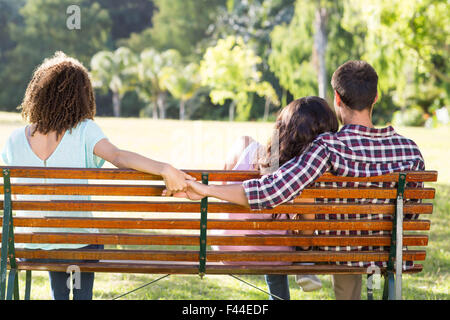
[331,60,378,111]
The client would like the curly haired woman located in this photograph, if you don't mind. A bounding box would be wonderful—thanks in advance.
[1,52,194,300]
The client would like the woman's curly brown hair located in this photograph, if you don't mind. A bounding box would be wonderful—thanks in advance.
[20,51,96,138]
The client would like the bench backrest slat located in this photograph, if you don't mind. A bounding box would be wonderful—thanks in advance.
[0,184,436,199]
[3,167,438,182]
[0,218,431,232]
[0,201,435,214]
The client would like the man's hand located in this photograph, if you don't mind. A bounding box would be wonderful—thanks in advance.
[161,164,196,195]
[163,180,208,200]
[163,180,250,208]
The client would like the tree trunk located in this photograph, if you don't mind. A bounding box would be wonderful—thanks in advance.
[152,98,158,119]
[263,97,271,121]
[314,5,328,99]
[229,100,236,122]
[157,92,166,119]
[281,88,287,108]
[179,100,186,121]
[112,91,121,117]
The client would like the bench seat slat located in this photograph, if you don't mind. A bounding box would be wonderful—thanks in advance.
[9,230,430,246]
[13,249,426,262]
[2,167,437,183]
[2,201,434,215]
[4,217,431,233]
[13,262,424,275]
[1,184,435,199]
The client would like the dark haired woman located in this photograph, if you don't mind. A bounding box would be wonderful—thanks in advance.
[1,52,194,299]
[173,96,339,300]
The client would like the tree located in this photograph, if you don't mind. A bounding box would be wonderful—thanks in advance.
[123,0,225,58]
[342,0,449,116]
[132,48,182,119]
[95,0,155,45]
[269,0,364,102]
[207,0,295,61]
[0,0,111,111]
[162,63,202,120]
[0,0,26,64]
[206,0,295,115]
[90,47,137,117]
[200,36,279,121]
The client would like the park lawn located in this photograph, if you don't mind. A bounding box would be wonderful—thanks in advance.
[0,111,448,300]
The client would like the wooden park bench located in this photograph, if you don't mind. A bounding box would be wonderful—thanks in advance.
[0,166,437,300]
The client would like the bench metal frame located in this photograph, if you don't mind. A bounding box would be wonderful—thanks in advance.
[0,169,429,300]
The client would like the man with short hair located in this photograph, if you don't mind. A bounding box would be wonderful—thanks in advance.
[177,60,425,299]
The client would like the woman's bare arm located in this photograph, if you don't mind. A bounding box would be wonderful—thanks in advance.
[93,138,194,193]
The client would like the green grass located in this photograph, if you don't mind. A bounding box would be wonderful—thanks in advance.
[0,111,448,300]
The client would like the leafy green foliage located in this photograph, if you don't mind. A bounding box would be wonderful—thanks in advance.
[95,0,155,45]
[140,0,226,58]
[0,0,447,123]
[0,0,111,111]
[132,48,182,119]
[268,0,365,100]
[342,0,449,120]
[200,36,279,121]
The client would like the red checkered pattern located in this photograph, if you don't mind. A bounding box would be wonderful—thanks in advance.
[243,124,425,268]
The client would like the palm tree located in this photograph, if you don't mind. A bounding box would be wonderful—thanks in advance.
[133,49,181,119]
[162,63,201,120]
[90,47,137,117]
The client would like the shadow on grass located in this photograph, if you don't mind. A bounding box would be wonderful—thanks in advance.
[95,273,268,300]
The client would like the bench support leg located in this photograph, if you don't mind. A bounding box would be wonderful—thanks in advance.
[6,269,19,300]
[395,194,404,300]
[384,173,406,300]
[1,168,13,300]
[383,272,395,300]
[198,173,209,278]
[367,274,374,300]
[25,270,32,300]
[0,222,8,300]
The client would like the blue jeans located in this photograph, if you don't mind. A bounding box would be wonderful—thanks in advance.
[265,274,290,300]
[23,244,103,300]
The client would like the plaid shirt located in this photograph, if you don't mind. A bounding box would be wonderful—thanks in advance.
[243,124,425,268]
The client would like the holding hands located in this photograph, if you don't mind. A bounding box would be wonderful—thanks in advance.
[163,179,208,200]
[163,179,250,208]
[160,164,197,195]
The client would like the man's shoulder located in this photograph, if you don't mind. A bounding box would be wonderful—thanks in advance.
[386,129,423,154]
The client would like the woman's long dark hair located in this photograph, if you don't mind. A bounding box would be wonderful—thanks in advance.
[259,96,339,219]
